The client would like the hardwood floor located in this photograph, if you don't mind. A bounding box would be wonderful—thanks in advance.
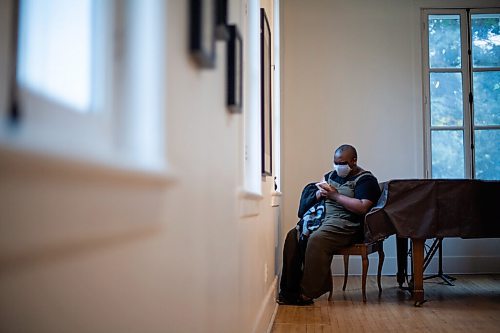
[271,275,500,332]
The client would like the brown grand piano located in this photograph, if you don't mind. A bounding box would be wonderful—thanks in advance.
[364,179,500,306]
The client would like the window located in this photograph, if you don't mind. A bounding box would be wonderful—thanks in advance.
[1,0,167,174]
[11,0,113,158]
[422,8,500,180]
[241,0,262,197]
[18,0,93,113]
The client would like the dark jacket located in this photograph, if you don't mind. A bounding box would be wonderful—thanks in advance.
[297,172,331,218]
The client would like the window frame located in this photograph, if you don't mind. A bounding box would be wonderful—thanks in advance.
[422,7,500,180]
[469,8,500,179]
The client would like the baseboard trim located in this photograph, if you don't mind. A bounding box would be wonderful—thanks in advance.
[266,296,279,333]
[331,256,500,275]
[252,276,278,333]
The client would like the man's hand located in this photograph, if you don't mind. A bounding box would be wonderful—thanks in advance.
[317,183,339,200]
[315,189,326,200]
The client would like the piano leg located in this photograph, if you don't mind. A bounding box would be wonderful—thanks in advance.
[396,237,408,287]
[412,238,425,306]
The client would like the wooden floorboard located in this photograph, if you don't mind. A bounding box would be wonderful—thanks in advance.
[271,275,500,333]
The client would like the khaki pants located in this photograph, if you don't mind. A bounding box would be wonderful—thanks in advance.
[300,220,361,298]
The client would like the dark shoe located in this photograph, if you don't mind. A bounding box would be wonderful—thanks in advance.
[295,297,314,306]
[276,295,314,306]
[297,294,314,306]
[277,295,296,305]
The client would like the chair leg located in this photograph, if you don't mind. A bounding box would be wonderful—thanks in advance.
[328,275,333,301]
[377,245,385,295]
[342,254,349,291]
[362,254,369,302]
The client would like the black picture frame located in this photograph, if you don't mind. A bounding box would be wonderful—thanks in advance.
[8,0,21,125]
[215,0,229,41]
[260,9,272,176]
[227,25,243,113]
[189,0,216,68]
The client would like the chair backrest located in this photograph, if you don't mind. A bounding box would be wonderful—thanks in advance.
[361,183,386,243]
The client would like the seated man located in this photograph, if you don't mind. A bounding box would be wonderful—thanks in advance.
[278,144,381,305]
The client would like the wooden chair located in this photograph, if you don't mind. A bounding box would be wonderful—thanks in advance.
[328,240,385,302]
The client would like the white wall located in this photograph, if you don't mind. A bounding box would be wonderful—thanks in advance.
[0,1,280,332]
[281,0,500,275]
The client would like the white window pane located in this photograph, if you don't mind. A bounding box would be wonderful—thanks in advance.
[18,0,92,112]
[475,130,500,180]
[473,71,500,126]
[431,130,465,178]
[430,72,464,126]
[471,13,500,68]
[428,15,461,69]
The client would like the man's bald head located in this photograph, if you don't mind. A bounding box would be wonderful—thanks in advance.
[334,144,357,160]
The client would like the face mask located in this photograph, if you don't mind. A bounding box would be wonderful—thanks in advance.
[334,164,351,178]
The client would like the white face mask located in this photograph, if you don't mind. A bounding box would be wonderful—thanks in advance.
[334,164,351,178]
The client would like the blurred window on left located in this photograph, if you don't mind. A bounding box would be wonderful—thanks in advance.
[2,0,114,164]
[18,0,92,113]
[2,0,167,174]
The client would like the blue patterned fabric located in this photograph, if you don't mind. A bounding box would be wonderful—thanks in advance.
[296,200,325,240]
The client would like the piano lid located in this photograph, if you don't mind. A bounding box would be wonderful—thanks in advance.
[364,179,500,241]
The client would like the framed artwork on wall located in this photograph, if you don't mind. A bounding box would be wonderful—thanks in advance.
[215,0,229,41]
[227,25,243,113]
[8,0,21,125]
[260,8,272,176]
[189,0,216,68]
